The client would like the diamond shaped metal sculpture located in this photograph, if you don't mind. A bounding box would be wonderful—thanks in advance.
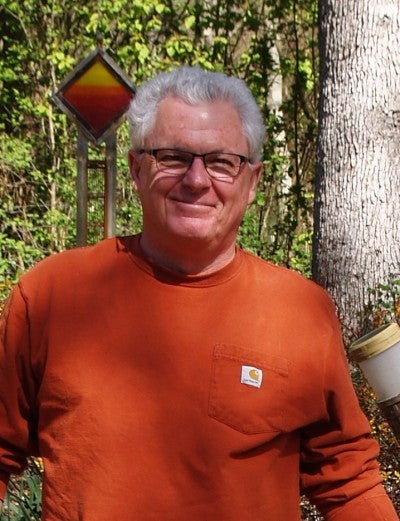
[53,48,135,144]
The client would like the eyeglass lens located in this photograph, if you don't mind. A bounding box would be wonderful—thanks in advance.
[154,149,244,178]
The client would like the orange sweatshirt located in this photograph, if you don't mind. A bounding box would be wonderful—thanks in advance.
[0,235,398,520]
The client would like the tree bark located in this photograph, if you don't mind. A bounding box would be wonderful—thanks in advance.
[314,0,400,342]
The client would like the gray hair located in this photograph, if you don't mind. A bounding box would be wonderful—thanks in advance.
[127,66,265,163]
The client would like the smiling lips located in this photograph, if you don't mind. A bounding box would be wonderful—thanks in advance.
[170,197,216,212]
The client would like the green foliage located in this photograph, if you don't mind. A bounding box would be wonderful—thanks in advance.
[0,459,42,520]
[0,0,319,307]
[362,277,400,332]
[0,133,75,290]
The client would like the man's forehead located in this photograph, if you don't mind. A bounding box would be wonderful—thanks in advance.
[144,95,248,154]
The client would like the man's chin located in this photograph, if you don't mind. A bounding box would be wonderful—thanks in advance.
[167,217,216,241]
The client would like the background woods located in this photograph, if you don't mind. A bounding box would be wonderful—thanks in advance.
[0,0,318,291]
[0,0,399,519]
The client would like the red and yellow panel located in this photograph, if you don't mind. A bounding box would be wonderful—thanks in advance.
[54,50,135,143]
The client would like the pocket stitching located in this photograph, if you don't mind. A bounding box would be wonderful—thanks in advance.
[213,343,289,375]
[208,344,289,434]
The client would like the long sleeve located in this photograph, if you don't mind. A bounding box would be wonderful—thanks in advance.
[299,310,398,520]
[322,484,399,521]
[0,285,39,499]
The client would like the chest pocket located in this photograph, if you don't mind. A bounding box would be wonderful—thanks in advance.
[208,344,289,435]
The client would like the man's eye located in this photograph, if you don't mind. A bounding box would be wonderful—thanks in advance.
[159,152,189,163]
[208,156,235,168]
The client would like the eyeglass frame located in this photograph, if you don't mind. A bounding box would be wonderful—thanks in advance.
[139,148,251,179]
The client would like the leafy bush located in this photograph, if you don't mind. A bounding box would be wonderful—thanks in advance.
[0,459,42,521]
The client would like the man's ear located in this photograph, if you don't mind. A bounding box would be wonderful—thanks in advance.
[128,150,142,190]
[247,162,263,205]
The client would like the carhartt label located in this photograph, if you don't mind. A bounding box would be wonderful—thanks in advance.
[241,366,263,388]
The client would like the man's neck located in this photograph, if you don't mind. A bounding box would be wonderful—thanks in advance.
[138,234,236,276]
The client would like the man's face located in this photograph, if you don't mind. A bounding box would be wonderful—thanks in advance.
[129,96,262,255]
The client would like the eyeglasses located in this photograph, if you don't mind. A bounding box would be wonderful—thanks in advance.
[141,148,249,180]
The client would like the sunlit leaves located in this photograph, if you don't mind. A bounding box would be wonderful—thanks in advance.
[0,0,322,288]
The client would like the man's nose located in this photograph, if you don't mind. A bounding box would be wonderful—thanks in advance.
[181,156,212,190]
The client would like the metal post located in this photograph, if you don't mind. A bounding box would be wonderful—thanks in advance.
[105,132,117,238]
[77,133,88,246]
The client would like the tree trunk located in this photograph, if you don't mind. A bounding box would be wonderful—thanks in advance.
[313,0,400,342]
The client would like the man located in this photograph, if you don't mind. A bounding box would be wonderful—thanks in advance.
[0,66,398,520]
